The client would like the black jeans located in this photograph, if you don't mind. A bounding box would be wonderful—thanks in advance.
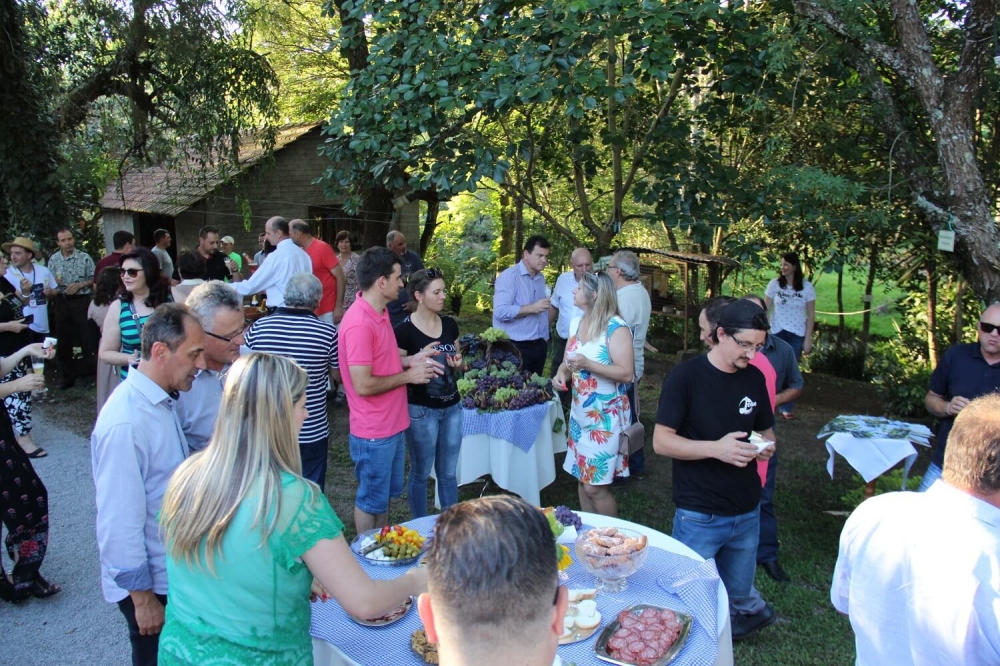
[117,593,168,666]
[514,338,548,377]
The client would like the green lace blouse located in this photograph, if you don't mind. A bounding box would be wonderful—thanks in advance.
[159,472,343,665]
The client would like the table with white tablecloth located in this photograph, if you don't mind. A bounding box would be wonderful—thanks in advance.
[310,512,734,666]
[818,415,933,490]
[432,399,568,508]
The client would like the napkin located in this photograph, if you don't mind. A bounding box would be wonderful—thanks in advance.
[657,556,722,666]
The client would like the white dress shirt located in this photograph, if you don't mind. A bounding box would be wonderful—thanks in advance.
[831,482,1000,665]
[616,282,651,380]
[91,368,190,603]
[4,264,57,334]
[551,270,582,339]
[233,238,311,307]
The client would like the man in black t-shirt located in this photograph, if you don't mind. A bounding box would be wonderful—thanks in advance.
[653,299,777,641]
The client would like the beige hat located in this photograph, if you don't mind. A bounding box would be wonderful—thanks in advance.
[2,237,38,256]
[220,236,235,245]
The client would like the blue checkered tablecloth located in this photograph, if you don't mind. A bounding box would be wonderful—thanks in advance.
[461,400,553,452]
[310,517,721,665]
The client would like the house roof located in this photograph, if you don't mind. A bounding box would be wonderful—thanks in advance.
[99,123,321,216]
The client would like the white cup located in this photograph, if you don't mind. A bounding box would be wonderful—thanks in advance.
[43,337,57,349]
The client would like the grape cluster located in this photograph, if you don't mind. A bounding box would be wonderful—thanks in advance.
[456,331,556,412]
[554,505,583,530]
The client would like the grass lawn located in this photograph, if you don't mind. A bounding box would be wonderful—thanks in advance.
[726,267,904,340]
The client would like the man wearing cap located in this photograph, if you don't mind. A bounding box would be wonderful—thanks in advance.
[653,298,778,640]
[220,236,243,275]
[3,237,57,343]
[47,227,97,389]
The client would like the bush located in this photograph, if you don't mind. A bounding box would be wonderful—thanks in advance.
[803,337,869,381]
[866,339,933,418]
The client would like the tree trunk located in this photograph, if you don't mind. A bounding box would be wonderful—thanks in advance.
[513,197,524,261]
[498,193,516,266]
[926,266,939,369]
[419,200,439,256]
[952,280,967,345]
[860,243,878,352]
[836,267,846,344]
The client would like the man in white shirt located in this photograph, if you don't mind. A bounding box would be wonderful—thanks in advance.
[831,393,1000,666]
[232,216,312,308]
[2,236,57,341]
[608,250,651,477]
[548,247,591,379]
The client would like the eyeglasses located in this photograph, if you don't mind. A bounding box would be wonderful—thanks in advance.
[731,334,765,353]
[122,268,142,278]
[205,319,251,343]
[423,267,443,279]
[980,321,1000,335]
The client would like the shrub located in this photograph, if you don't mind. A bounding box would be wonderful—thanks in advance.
[803,337,869,381]
[841,468,923,510]
[866,339,933,418]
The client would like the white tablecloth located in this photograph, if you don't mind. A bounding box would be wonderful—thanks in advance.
[433,399,568,508]
[312,512,733,666]
[818,415,933,487]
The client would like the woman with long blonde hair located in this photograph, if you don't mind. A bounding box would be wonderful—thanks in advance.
[158,353,425,664]
[553,272,634,516]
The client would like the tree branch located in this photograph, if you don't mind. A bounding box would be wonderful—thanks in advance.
[621,64,686,195]
[943,0,999,118]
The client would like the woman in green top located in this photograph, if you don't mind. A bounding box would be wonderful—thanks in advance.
[98,248,171,380]
[158,353,426,665]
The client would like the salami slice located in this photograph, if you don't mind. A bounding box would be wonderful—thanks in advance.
[620,613,639,629]
[627,639,645,653]
[659,608,678,623]
[639,646,660,664]
[607,636,628,650]
[640,629,659,641]
[616,627,633,640]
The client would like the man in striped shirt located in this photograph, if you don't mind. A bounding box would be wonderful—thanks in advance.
[492,235,553,376]
[244,272,340,490]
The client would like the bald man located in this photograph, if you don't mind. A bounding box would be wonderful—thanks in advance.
[548,248,592,379]
[920,302,1000,490]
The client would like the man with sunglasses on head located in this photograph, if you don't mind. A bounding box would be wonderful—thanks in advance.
[174,281,247,453]
[920,302,1000,491]
[653,298,778,640]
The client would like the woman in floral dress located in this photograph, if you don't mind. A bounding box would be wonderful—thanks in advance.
[553,272,634,517]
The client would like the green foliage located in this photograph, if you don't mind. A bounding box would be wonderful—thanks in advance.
[803,337,869,382]
[424,198,497,314]
[841,469,923,511]
[866,339,933,419]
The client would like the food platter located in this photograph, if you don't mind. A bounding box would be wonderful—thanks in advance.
[560,590,603,645]
[594,604,692,666]
[351,528,426,567]
[347,596,413,627]
[411,629,439,664]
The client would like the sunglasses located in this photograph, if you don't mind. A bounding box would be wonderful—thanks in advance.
[121,268,142,278]
[980,321,1000,335]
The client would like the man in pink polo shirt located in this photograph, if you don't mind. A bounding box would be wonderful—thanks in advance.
[339,247,443,533]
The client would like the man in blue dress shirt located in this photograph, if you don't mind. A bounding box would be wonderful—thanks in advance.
[91,304,206,666]
[492,235,552,376]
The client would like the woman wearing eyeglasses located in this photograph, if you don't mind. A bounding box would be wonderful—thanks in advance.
[553,272,634,517]
[99,248,172,381]
[394,268,464,518]
[158,353,425,664]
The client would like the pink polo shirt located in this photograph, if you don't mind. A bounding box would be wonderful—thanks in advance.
[338,295,409,439]
[748,353,777,487]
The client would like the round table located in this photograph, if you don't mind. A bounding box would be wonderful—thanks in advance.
[310,512,733,666]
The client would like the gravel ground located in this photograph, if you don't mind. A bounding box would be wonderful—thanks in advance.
[4,395,130,665]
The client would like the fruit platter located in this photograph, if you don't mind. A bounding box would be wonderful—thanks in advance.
[351,525,427,566]
[457,329,555,412]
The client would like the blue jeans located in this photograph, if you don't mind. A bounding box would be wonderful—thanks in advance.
[348,431,406,515]
[774,330,804,414]
[672,506,766,616]
[299,438,329,492]
[918,461,942,492]
[405,403,463,517]
[757,449,779,563]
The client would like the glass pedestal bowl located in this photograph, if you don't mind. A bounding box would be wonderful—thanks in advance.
[574,527,649,593]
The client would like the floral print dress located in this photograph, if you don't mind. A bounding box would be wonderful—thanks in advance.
[563,315,632,485]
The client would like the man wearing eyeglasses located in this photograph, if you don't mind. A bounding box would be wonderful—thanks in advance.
[920,302,1000,491]
[653,298,778,640]
[548,247,591,381]
[174,282,247,453]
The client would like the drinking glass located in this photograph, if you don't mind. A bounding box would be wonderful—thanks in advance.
[31,356,46,396]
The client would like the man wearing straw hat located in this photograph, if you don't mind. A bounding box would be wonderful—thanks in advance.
[2,237,57,343]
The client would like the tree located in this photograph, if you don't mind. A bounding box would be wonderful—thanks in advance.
[0,0,280,237]
[320,0,768,254]
[793,0,1000,302]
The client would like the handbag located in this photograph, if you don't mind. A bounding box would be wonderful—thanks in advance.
[619,419,646,456]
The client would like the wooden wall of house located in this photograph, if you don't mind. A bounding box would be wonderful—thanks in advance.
[172,127,420,259]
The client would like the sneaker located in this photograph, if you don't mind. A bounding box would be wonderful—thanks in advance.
[731,604,777,641]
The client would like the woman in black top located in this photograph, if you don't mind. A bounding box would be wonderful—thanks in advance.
[0,253,43,458]
[0,340,59,602]
[394,268,464,517]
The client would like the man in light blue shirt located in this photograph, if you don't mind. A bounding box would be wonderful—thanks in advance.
[832,393,1000,666]
[91,304,206,666]
[492,235,552,375]
[175,281,246,452]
